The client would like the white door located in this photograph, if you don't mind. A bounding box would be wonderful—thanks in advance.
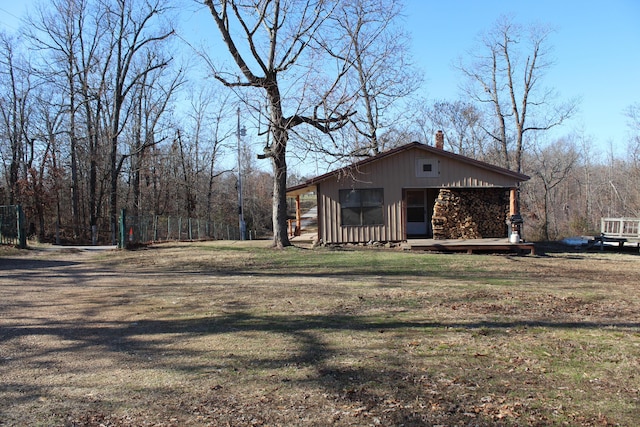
[406,190,428,236]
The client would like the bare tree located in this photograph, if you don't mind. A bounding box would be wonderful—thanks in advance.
[0,32,33,205]
[27,0,90,238]
[420,100,490,159]
[24,92,65,242]
[103,0,175,244]
[181,88,235,223]
[524,137,579,240]
[626,104,640,215]
[70,0,110,244]
[324,0,421,156]
[203,0,355,248]
[16,0,109,242]
[457,16,577,174]
[626,103,640,169]
[127,52,184,218]
[573,129,596,230]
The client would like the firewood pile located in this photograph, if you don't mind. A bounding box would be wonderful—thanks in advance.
[432,188,509,239]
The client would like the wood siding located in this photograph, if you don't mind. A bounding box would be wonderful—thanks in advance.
[317,146,525,244]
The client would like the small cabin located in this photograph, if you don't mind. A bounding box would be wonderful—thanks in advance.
[286,137,529,245]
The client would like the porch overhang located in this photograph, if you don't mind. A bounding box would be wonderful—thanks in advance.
[286,183,317,198]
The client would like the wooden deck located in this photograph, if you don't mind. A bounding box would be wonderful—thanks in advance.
[290,233,535,255]
[405,238,535,255]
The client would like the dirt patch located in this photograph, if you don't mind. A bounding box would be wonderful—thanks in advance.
[1,242,639,426]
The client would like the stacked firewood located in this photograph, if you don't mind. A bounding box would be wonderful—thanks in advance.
[432,188,509,239]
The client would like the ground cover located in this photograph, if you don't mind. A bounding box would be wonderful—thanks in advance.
[0,241,638,426]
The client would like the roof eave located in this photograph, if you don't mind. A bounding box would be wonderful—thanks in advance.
[286,183,317,197]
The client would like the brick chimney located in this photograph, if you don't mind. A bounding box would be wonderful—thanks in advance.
[435,130,444,150]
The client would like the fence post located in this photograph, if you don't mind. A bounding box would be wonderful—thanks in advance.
[153,215,158,241]
[118,208,126,249]
[16,205,26,249]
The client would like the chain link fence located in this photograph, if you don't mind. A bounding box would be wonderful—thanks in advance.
[0,205,27,248]
[0,206,261,248]
[119,211,261,247]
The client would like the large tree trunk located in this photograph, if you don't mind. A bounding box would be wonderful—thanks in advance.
[267,81,291,248]
[271,141,291,248]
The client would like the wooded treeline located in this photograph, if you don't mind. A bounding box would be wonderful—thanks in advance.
[0,0,274,244]
[1,0,638,244]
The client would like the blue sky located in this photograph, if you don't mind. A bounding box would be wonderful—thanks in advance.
[404,0,640,155]
[1,0,638,158]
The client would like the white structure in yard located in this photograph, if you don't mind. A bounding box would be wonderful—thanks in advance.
[598,218,640,247]
[601,218,640,241]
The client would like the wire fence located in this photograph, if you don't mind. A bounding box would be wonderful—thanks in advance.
[0,206,260,249]
[0,205,27,248]
[120,211,260,247]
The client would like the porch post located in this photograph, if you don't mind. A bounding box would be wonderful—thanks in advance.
[509,188,518,216]
[508,187,524,242]
[295,195,301,236]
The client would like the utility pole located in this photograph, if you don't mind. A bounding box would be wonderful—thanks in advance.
[237,107,246,240]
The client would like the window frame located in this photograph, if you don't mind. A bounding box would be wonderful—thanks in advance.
[339,188,385,227]
[415,158,439,178]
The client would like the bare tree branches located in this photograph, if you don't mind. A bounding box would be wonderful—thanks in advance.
[457,16,577,174]
[204,0,357,248]
[318,0,421,156]
[104,0,176,243]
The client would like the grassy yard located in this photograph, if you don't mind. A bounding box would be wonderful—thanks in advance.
[0,241,639,426]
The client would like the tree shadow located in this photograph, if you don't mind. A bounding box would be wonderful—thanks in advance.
[4,310,639,370]
[2,246,638,425]
[2,304,638,425]
[0,257,81,271]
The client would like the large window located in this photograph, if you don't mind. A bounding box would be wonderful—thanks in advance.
[339,188,384,226]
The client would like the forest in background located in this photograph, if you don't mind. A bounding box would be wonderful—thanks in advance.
[1,0,639,244]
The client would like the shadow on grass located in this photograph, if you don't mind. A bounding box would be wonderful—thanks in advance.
[4,311,639,365]
[2,245,638,425]
[0,257,81,271]
[2,308,638,425]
